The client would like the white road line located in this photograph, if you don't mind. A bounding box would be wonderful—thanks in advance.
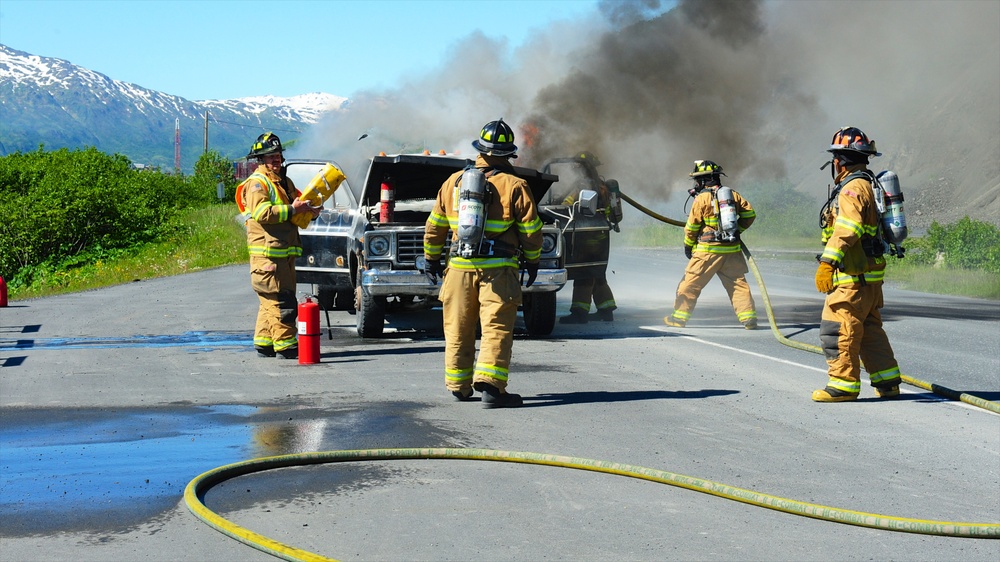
[641,325,999,413]
[642,325,826,373]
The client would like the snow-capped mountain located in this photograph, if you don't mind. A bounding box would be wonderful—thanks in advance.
[0,45,346,170]
[201,93,345,125]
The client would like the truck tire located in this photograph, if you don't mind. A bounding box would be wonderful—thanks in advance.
[355,282,386,337]
[522,292,556,337]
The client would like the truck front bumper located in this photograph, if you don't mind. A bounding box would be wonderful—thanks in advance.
[360,268,567,296]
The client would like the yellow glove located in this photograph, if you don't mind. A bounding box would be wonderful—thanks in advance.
[815,262,835,293]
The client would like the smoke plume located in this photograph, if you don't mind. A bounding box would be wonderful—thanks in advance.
[301,0,999,226]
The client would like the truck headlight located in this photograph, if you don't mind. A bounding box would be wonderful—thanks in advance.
[368,235,390,257]
[541,232,558,254]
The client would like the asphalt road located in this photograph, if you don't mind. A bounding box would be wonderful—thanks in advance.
[1,247,998,561]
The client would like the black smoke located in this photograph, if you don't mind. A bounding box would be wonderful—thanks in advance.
[301,0,999,225]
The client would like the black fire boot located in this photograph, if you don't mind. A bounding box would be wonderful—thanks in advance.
[276,346,298,360]
[559,309,589,324]
[589,309,614,322]
[255,345,276,358]
[474,382,523,409]
[451,388,474,402]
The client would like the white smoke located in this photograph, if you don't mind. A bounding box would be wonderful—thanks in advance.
[299,0,999,227]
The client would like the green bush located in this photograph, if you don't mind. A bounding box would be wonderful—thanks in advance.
[901,217,1000,274]
[0,146,208,287]
[193,149,240,203]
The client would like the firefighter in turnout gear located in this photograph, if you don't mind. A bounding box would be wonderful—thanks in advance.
[560,151,619,324]
[237,132,320,359]
[424,118,544,408]
[812,127,903,402]
[665,160,758,329]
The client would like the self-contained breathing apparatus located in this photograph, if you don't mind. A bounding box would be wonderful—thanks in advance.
[875,170,908,255]
[685,183,740,243]
[452,166,519,260]
[456,167,489,258]
[715,186,740,243]
[605,179,624,232]
[819,169,908,258]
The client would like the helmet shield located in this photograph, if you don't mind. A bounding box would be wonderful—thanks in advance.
[248,132,283,159]
[827,126,881,157]
[472,118,518,157]
[689,159,726,179]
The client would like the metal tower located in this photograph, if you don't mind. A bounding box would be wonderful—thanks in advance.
[174,118,181,173]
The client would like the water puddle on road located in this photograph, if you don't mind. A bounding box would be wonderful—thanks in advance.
[0,403,396,536]
[0,330,252,352]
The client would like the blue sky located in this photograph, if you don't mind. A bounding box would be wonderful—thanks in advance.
[0,0,603,101]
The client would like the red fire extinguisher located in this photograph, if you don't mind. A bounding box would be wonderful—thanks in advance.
[0,275,7,307]
[297,296,320,365]
[380,177,395,223]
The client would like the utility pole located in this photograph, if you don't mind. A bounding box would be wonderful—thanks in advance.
[204,111,209,153]
[174,118,181,174]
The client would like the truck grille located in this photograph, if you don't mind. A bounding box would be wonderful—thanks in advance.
[394,232,453,264]
[397,233,424,263]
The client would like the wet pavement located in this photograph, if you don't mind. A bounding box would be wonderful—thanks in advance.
[1,260,998,561]
[1,400,460,537]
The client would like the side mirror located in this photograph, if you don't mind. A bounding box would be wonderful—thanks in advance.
[577,189,599,216]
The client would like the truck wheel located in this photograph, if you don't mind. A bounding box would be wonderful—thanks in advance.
[522,292,556,337]
[355,284,386,337]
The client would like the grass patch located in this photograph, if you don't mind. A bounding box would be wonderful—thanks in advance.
[886,259,1000,300]
[617,223,999,300]
[8,204,247,300]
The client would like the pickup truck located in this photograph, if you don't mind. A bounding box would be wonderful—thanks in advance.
[288,153,568,338]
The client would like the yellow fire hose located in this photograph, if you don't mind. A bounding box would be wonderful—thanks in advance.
[183,194,999,560]
[618,191,1000,415]
[185,448,999,562]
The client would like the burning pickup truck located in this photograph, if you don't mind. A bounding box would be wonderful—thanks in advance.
[288,153,568,338]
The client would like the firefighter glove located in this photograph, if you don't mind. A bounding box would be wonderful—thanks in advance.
[684,245,693,260]
[523,262,539,288]
[425,258,443,284]
[814,262,835,293]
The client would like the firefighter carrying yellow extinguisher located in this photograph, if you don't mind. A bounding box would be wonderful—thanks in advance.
[237,132,320,359]
[664,160,758,330]
[812,126,903,402]
[423,118,543,409]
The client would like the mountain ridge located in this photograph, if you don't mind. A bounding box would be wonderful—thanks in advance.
[0,44,345,171]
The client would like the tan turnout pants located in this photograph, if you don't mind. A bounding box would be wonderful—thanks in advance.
[439,266,522,393]
[250,255,298,351]
[819,283,901,394]
[670,251,756,324]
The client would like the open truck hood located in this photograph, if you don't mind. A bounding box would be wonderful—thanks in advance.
[359,153,558,206]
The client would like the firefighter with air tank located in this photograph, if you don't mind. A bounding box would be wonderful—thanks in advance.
[811,126,904,402]
[559,151,622,324]
[664,160,758,330]
[423,118,543,409]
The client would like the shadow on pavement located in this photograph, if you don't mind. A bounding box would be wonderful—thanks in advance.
[522,388,739,407]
